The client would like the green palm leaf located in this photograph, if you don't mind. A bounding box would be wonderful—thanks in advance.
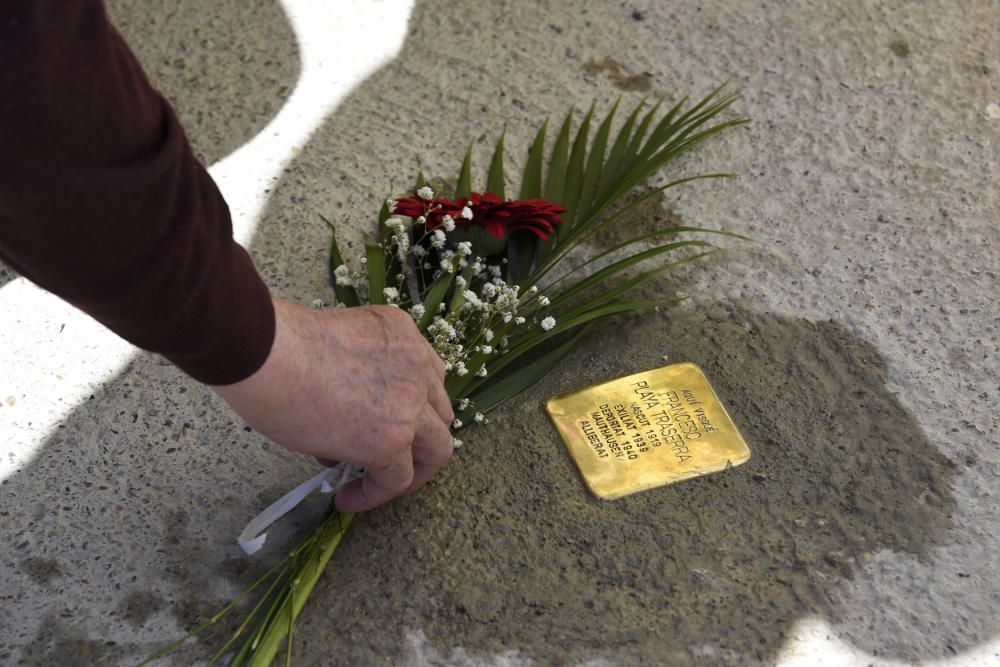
[487,131,506,199]
[596,99,643,202]
[576,98,619,224]
[455,144,473,198]
[543,109,573,203]
[458,324,593,419]
[560,103,595,230]
[548,239,714,308]
[519,121,547,199]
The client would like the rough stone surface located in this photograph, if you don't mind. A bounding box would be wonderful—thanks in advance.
[1,1,998,665]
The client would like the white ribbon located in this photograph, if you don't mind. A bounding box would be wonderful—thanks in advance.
[237,462,363,555]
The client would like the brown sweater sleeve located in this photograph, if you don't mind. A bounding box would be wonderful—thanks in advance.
[0,1,276,385]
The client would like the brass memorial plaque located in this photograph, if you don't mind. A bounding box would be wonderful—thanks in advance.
[546,363,750,499]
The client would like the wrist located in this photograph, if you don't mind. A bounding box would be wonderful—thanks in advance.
[210,298,308,409]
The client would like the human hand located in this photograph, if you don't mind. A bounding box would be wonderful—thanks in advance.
[210,297,454,512]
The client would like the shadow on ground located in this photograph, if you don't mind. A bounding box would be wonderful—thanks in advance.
[105,0,299,166]
[0,296,962,666]
[279,301,956,665]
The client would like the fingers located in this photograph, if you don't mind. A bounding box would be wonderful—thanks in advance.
[336,404,454,513]
[336,437,414,512]
[407,404,454,494]
[426,364,454,425]
[333,309,455,513]
[426,341,447,383]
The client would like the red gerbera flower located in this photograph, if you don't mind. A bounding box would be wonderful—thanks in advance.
[393,191,565,241]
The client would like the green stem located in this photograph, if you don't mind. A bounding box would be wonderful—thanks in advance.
[137,547,299,667]
[208,561,293,665]
[245,511,355,667]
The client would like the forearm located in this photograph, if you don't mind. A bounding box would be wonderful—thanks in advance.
[0,0,274,384]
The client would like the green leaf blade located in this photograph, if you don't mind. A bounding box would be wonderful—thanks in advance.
[550,239,713,307]
[596,99,643,203]
[487,131,506,199]
[459,324,593,418]
[418,272,454,332]
[519,120,547,200]
[365,241,387,305]
[576,99,619,226]
[320,215,360,308]
[543,109,573,203]
[561,103,595,231]
[455,144,473,198]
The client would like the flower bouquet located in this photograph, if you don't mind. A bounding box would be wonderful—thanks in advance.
[146,86,745,666]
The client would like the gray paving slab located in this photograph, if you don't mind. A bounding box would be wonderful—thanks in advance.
[1,1,997,665]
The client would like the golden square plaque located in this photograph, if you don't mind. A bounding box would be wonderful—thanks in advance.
[545,362,750,499]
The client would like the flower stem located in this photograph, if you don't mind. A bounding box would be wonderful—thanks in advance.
[244,508,354,667]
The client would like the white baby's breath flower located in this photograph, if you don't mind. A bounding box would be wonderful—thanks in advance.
[452,418,463,429]
[457,398,471,410]
[481,283,497,299]
[514,316,526,325]
[417,186,434,200]
[442,215,456,232]
[455,275,468,290]
[385,197,396,210]
[384,215,407,229]
[480,345,493,354]
[383,287,399,302]
[528,285,538,294]
[334,264,351,286]
[476,366,488,377]
[417,215,427,225]
[538,295,550,306]
[460,205,473,220]
[430,229,447,249]
[410,304,426,319]
[463,289,482,307]
[455,361,469,376]
[394,232,409,259]
[413,245,427,258]
[474,413,485,423]
[541,316,556,331]
[484,329,494,342]
[456,241,472,256]
[311,299,324,309]
[502,313,513,323]
[452,437,463,448]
